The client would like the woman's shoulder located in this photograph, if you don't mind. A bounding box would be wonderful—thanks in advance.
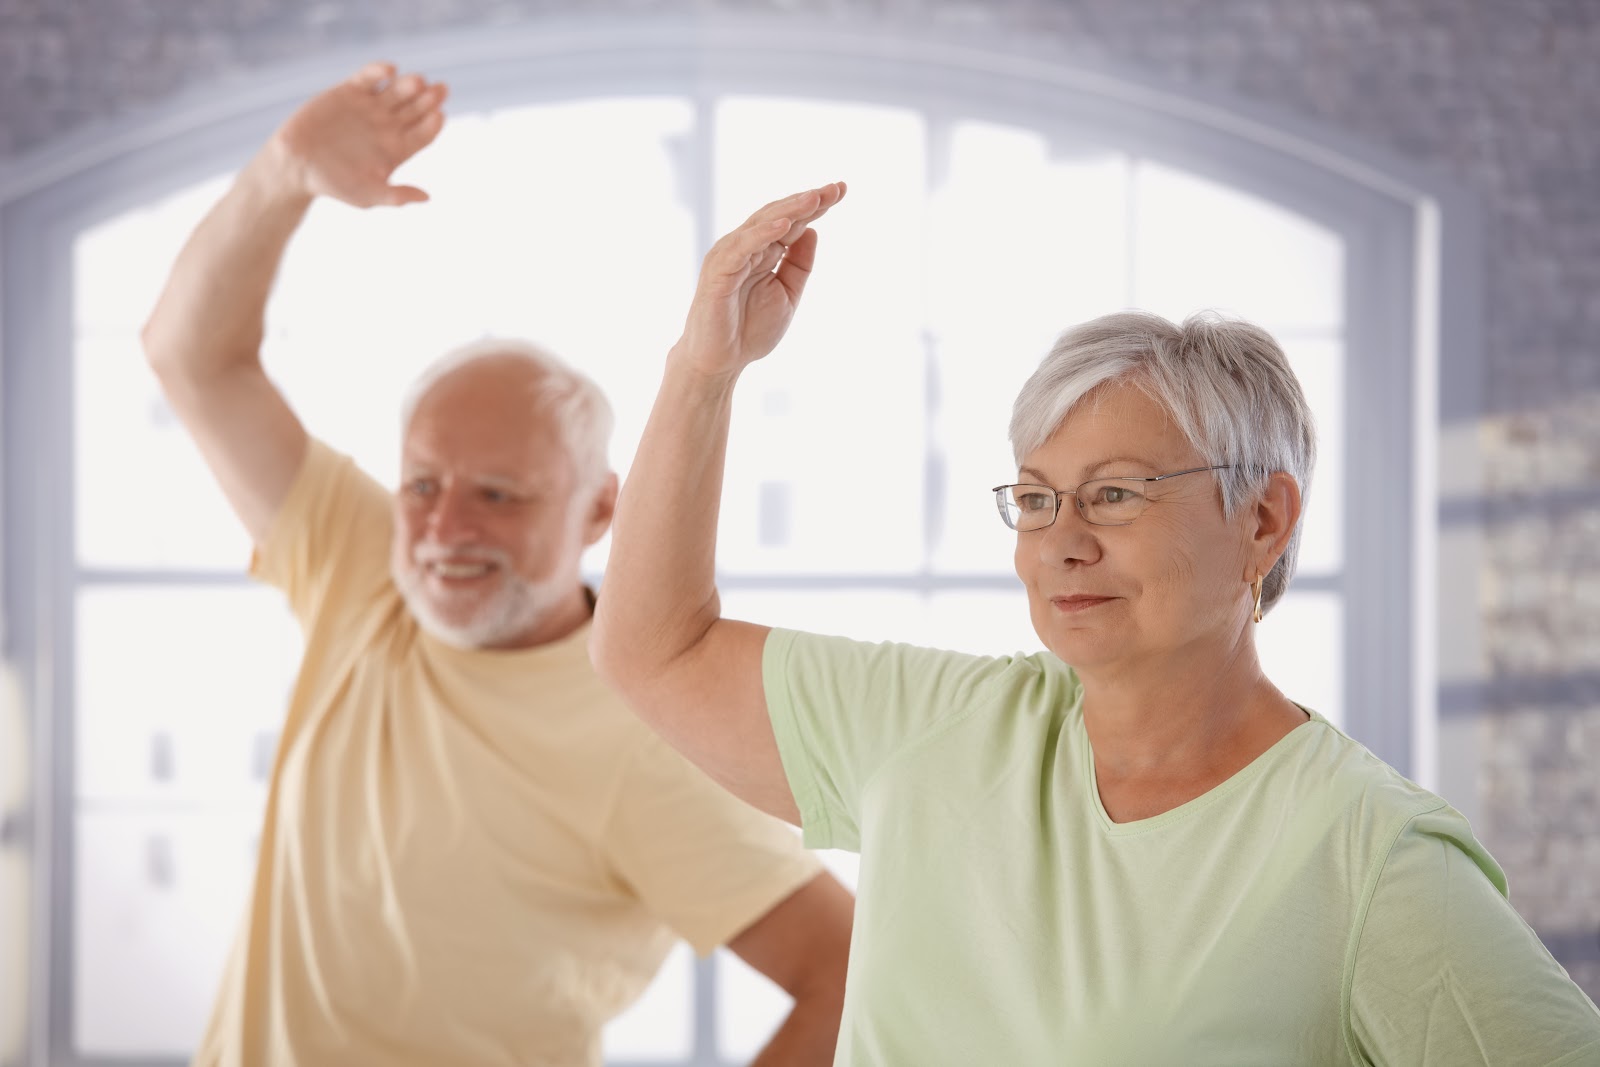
[1282,715,1468,837]
[772,629,1076,691]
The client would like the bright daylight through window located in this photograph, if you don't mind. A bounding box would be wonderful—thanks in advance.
[71,92,1345,1061]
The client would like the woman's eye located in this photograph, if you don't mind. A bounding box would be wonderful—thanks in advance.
[1018,492,1052,512]
[1094,483,1144,506]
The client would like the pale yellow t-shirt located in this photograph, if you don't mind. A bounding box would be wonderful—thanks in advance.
[193,440,821,1067]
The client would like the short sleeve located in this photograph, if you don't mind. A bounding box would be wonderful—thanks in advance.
[251,437,394,629]
[605,728,823,956]
[763,629,1035,851]
[1349,805,1600,1066]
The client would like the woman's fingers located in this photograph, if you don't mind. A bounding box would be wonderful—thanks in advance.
[773,181,847,245]
[750,233,790,275]
[746,182,847,274]
[710,182,839,272]
[772,227,819,300]
[702,215,789,294]
[708,183,847,268]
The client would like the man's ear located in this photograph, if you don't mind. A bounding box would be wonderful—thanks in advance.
[1244,470,1302,581]
[583,472,619,547]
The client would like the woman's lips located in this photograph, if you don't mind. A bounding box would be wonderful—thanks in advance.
[1051,595,1115,613]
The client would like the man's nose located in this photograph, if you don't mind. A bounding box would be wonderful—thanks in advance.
[426,486,480,544]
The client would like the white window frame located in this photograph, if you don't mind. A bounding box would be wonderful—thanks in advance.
[0,18,1485,1066]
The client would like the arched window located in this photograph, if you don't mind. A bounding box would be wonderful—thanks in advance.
[1,20,1477,1065]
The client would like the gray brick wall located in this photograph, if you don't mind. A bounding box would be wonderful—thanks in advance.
[3,0,1597,1000]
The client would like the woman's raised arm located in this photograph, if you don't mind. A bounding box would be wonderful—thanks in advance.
[590,183,846,823]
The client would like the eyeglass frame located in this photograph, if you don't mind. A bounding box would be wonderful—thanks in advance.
[992,464,1239,530]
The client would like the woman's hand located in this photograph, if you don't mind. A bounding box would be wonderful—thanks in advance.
[670,182,848,379]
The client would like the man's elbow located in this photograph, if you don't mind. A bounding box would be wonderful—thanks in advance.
[140,311,199,391]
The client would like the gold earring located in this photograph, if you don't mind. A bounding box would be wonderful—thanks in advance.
[1251,574,1265,624]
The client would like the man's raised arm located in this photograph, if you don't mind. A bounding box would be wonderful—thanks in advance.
[141,62,447,544]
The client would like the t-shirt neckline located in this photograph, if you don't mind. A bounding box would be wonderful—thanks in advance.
[1082,707,1326,836]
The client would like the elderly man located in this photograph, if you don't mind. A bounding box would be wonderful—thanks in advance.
[141,63,851,1067]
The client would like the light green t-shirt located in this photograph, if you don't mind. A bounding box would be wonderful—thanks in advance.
[764,628,1600,1066]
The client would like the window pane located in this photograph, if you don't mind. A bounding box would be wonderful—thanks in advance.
[73,175,233,335]
[719,588,920,645]
[716,948,788,1061]
[76,585,300,804]
[63,84,1354,1067]
[714,98,930,575]
[75,178,252,570]
[267,96,698,489]
[601,941,693,1061]
[77,101,696,569]
[1283,338,1345,574]
[1131,160,1345,333]
[929,127,1132,573]
[1257,591,1343,728]
[74,810,258,1056]
[920,589,1043,656]
[720,587,1040,656]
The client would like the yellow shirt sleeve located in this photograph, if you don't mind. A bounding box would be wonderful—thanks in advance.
[250,436,394,628]
[603,728,823,956]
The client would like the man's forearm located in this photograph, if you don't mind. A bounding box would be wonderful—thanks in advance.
[142,139,312,385]
[749,988,845,1067]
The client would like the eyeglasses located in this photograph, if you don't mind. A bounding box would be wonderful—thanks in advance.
[992,465,1236,530]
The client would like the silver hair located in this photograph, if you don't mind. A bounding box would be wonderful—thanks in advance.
[400,337,614,489]
[1008,310,1316,616]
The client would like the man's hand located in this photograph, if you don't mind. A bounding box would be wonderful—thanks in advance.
[670,182,847,380]
[270,61,448,208]
[142,61,448,547]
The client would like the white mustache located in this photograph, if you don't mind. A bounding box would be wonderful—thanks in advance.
[411,543,511,568]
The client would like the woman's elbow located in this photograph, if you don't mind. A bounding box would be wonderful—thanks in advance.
[587,609,636,693]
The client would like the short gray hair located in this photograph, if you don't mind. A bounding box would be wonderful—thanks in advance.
[401,337,614,489]
[1009,310,1316,616]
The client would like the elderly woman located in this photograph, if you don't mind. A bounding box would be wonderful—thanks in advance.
[592,185,1600,1064]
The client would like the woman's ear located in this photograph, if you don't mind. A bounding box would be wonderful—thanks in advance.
[1244,471,1302,580]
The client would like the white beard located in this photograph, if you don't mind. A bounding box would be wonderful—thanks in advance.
[392,545,570,649]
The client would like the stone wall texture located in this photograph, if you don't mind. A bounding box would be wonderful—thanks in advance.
[3,0,1597,1001]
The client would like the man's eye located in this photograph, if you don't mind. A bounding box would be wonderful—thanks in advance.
[405,478,438,497]
[482,488,511,504]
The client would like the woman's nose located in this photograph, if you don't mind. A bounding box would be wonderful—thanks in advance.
[1038,501,1102,565]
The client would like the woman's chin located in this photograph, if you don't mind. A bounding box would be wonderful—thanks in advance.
[1039,627,1127,672]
